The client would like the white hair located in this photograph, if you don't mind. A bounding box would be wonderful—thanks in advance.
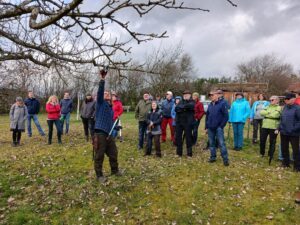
[166,91,173,96]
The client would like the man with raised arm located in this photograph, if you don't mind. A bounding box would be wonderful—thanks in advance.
[93,69,121,184]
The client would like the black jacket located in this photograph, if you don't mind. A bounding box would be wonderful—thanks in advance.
[175,99,195,125]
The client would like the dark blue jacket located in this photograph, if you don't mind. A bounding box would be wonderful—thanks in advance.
[24,98,40,114]
[147,109,162,135]
[60,99,73,115]
[219,96,230,110]
[205,99,229,130]
[95,80,114,135]
[161,99,174,118]
[279,104,300,136]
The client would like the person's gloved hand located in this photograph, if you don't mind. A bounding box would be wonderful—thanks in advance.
[99,69,107,79]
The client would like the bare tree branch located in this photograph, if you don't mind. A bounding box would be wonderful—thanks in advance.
[0,0,237,72]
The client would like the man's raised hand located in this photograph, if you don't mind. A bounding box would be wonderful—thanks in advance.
[99,69,108,79]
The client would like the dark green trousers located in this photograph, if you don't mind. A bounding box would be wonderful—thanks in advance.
[93,133,119,177]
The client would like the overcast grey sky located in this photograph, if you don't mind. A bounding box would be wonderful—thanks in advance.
[84,0,300,77]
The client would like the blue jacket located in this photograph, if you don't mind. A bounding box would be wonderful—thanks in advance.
[161,99,174,118]
[95,80,114,135]
[279,104,300,136]
[24,98,40,114]
[229,98,251,123]
[205,99,228,130]
[171,96,182,126]
[60,98,73,114]
[171,105,176,126]
[250,100,270,120]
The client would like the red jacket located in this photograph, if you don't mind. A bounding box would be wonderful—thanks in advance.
[46,103,61,120]
[194,100,205,120]
[295,98,300,105]
[112,100,123,121]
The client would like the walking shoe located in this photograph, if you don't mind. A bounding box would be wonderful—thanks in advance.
[40,133,45,137]
[208,159,216,163]
[28,134,32,137]
[295,192,300,204]
[281,163,290,168]
[223,161,230,166]
[293,168,300,173]
[97,176,107,184]
[111,170,123,176]
[58,140,62,144]
[11,142,17,147]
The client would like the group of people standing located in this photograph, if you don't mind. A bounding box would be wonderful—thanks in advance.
[9,91,72,146]
[9,70,124,184]
[9,89,123,146]
[7,71,300,201]
[135,90,205,159]
[135,88,300,172]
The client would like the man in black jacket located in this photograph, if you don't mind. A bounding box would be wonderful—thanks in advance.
[175,90,195,157]
[278,93,300,171]
[24,91,45,137]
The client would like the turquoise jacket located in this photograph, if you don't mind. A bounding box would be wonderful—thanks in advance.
[250,100,270,120]
[229,98,251,123]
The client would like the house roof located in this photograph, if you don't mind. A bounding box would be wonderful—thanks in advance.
[213,83,268,92]
[287,83,300,93]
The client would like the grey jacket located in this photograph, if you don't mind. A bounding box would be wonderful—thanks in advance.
[80,100,96,119]
[9,104,28,131]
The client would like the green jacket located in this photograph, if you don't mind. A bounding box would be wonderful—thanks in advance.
[135,99,152,121]
[260,104,282,129]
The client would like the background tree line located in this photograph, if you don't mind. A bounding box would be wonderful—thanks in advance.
[0,49,299,113]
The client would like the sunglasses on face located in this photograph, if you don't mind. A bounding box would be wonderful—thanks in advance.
[270,99,276,102]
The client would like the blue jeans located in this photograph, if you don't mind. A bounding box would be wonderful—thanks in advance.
[208,128,229,162]
[232,122,245,148]
[27,114,45,136]
[138,121,148,149]
[61,113,71,134]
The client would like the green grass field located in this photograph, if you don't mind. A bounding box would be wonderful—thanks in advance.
[0,113,299,225]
